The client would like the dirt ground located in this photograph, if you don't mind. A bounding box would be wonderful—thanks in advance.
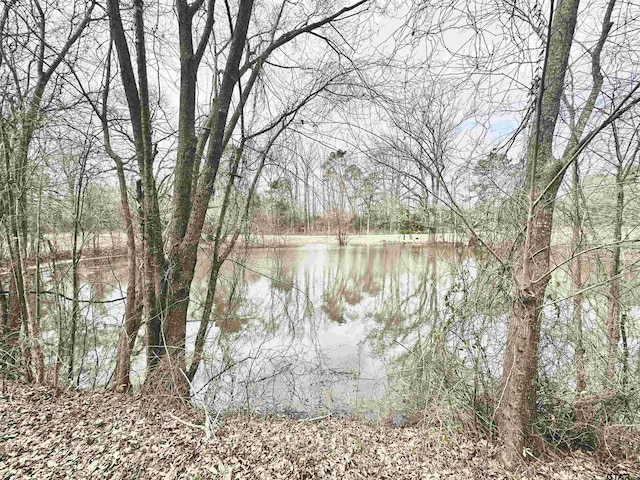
[1,380,638,479]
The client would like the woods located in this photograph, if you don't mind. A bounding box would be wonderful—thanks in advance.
[2,0,640,473]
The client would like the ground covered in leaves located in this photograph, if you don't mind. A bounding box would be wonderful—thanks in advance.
[0,380,638,479]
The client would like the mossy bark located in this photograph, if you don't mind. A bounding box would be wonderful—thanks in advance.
[496,0,580,468]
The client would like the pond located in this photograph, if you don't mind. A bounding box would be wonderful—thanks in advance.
[187,243,463,418]
[43,240,640,419]
[58,243,464,417]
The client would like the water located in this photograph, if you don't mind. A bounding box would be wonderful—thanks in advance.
[187,243,457,417]
[41,241,640,419]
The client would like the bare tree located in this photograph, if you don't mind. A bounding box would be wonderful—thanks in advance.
[496,0,640,468]
[104,0,371,395]
[371,0,640,467]
[369,81,466,242]
[0,0,97,383]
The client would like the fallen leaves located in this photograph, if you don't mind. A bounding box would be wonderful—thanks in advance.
[0,380,638,479]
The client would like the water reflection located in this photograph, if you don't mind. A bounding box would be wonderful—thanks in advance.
[37,244,492,415]
[29,241,640,422]
[189,244,457,417]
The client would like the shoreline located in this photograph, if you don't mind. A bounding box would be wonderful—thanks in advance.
[231,233,463,248]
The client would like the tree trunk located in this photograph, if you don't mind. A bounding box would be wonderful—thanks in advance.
[605,167,624,379]
[496,0,582,467]
[112,178,142,392]
[0,279,12,374]
[151,0,256,397]
[3,182,44,384]
[1,271,21,357]
[100,44,143,393]
[68,158,86,382]
[0,282,7,336]
[571,162,589,424]
[187,147,243,381]
[498,203,555,467]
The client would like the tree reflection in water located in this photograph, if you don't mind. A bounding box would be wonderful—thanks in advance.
[187,243,459,418]
[35,241,640,428]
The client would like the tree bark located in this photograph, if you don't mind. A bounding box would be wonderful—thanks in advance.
[156,0,256,398]
[496,0,627,462]
[498,200,556,468]
[112,171,142,392]
[497,0,580,468]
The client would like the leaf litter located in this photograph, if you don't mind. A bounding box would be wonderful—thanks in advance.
[0,380,638,479]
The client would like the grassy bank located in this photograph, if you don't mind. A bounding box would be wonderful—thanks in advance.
[234,233,462,248]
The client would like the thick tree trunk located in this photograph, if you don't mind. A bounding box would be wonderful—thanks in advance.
[152,247,195,397]
[498,204,554,468]
[496,0,583,467]
[148,0,255,397]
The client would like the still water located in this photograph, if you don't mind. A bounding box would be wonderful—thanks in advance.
[187,243,460,417]
[46,241,640,417]
[68,243,462,415]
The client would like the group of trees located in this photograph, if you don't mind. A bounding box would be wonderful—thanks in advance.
[2,0,640,468]
[251,149,406,236]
